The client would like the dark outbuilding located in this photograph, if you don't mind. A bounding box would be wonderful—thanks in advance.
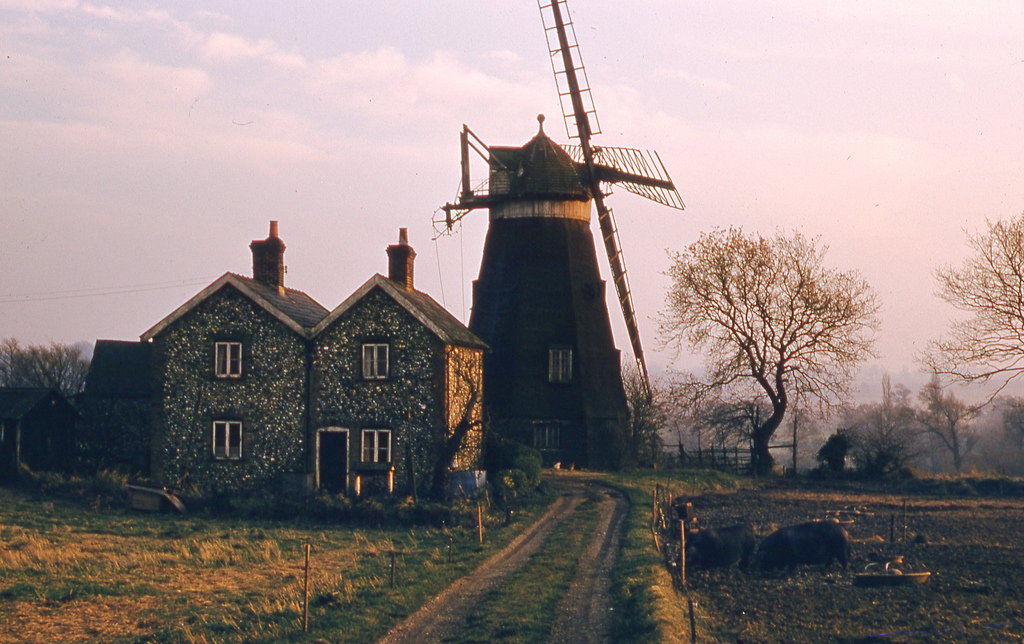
[0,387,78,480]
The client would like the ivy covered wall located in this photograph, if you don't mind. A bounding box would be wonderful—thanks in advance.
[312,288,448,497]
[150,286,308,494]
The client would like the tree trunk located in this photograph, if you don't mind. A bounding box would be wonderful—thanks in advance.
[751,409,785,476]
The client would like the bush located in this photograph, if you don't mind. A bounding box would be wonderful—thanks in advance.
[816,431,851,475]
[484,432,543,491]
[493,468,529,508]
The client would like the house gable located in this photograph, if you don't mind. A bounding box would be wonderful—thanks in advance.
[313,274,487,351]
[147,282,311,493]
[141,273,327,342]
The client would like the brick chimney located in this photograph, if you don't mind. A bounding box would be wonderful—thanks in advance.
[387,228,416,291]
[250,221,286,292]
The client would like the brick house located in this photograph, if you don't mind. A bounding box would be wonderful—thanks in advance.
[140,223,485,497]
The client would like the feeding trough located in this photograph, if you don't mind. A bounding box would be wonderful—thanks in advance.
[854,556,930,587]
[126,484,186,513]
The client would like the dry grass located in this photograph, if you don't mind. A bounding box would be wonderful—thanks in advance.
[0,488,546,643]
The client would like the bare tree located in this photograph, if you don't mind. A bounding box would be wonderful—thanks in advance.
[622,361,667,468]
[916,375,978,474]
[660,228,879,475]
[925,214,1024,397]
[1002,397,1024,452]
[0,338,90,397]
[845,375,919,477]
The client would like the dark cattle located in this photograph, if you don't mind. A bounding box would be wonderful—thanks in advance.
[756,520,850,570]
[686,523,756,570]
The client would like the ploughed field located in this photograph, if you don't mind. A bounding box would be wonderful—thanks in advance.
[679,484,1024,642]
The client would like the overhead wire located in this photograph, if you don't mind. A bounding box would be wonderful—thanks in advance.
[0,277,219,304]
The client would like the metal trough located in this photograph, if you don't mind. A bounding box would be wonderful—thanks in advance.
[126,484,186,513]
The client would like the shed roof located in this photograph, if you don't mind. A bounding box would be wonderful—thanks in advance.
[0,388,76,420]
[84,340,152,397]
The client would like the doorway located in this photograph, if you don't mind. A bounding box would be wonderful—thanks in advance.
[317,428,349,494]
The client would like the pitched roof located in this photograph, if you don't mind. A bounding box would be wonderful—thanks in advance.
[0,388,75,420]
[84,340,152,397]
[312,274,488,350]
[141,273,329,340]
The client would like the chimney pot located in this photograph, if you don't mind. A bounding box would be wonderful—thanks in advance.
[251,221,286,289]
[387,228,416,291]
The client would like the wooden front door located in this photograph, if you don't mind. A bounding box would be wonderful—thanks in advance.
[318,429,348,494]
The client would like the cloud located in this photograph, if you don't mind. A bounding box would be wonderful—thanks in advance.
[202,32,306,69]
[79,4,172,24]
[0,0,76,12]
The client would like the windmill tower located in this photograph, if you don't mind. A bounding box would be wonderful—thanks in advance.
[438,0,684,468]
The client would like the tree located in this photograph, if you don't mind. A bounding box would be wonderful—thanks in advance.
[660,228,879,475]
[622,361,667,468]
[916,375,977,474]
[427,346,485,499]
[925,214,1024,397]
[1001,397,1024,452]
[0,338,90,397]
[844,375,919,477]
[816,429,852,475]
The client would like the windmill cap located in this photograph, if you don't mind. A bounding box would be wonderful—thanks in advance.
[487,117,590,201]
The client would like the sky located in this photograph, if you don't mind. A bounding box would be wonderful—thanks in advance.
[3,1,1024,400]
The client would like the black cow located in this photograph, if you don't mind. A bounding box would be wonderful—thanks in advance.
[685,523,756,570]
[755,520,850,570]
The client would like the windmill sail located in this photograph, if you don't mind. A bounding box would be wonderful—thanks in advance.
[538,0,684,399]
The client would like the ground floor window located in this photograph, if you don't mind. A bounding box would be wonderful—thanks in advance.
[213,420,242,460]
[361,428,391,464]
[532,422,562,450]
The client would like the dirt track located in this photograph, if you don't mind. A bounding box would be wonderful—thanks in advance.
[378,477,629,644]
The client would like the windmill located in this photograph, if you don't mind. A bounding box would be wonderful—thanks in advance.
[437,0,684,468]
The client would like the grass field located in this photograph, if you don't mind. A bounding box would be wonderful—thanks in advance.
[20,469,994,642]
[0,484,555,643]
[0,467,751,643]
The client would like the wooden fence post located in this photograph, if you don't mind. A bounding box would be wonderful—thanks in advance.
[679,519,686,587]
[477,503,484,544]
[303,543,310,632]
[652,487,658,529]
[390,551,396,588]
[688,598,697,644]
[902,499,908,542]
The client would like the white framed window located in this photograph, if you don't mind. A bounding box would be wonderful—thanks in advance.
[213,420,243,460]
[361,428,391,464]
[533,422,562,450]
[215,341,243,378]
[548,346,573,383]
[362,343,389,380]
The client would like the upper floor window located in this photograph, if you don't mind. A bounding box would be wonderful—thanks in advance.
[215,341,243,378]
[361,428,391,464]
[548,346,573,383]
[213,420,243,460]
[362,343,389,380]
